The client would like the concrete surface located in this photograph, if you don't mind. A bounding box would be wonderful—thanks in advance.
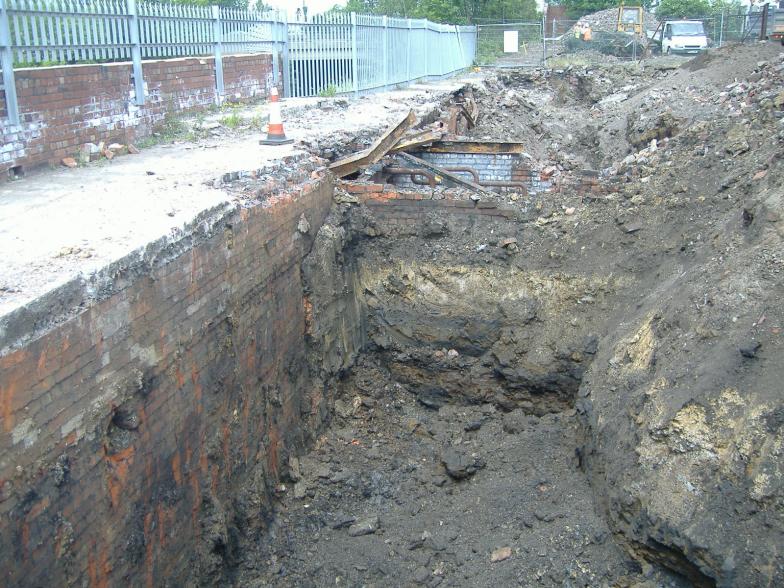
[0,77,470,317]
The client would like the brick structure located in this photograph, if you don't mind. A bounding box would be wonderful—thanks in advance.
[0,176,334,587]
[0,54,275,178]
[388,151,552,194]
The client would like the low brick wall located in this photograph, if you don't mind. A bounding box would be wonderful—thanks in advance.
[389,151,552,193]
[1,54,275,178]
[0,175,336,587]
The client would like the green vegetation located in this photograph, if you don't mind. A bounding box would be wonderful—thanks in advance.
[656,0,742,19]
[135,113,210,148]
[656,0,711,18]
[318,84,339,97]
[219,111,244,129]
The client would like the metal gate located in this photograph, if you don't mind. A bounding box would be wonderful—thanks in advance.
[476,22,544,67]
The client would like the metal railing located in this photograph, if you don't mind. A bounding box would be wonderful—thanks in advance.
[0,0,287,124]
[286,12,475,98]
[0,1,476,124]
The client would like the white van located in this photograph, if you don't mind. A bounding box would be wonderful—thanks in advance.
[650,20,709,55]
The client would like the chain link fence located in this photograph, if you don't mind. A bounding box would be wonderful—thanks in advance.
[476,22,543,67]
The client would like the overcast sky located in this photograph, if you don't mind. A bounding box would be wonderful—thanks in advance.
[266,0,348,16]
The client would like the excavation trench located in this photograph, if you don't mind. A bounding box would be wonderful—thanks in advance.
[222,175,690,587]
[193,80,700,586]
[8,56,782,587]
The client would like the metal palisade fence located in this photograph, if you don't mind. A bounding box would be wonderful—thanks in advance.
[0,0,287,124]
[286,12,476,98]
[0,0,476,124]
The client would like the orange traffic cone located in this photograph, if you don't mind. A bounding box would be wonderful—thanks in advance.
[259,87,293,145]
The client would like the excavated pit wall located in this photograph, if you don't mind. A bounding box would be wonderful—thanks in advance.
[314,185,622,416]
[0,171,617,586]
[0,169,367,587]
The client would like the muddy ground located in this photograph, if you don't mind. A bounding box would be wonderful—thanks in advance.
[215,43,784,587]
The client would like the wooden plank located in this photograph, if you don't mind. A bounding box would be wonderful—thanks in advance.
[328,109,416,178]
[396,152,495,196]
[423,140,526,154]
[390,129,443,152]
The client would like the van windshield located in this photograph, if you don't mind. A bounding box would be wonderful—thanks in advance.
[671,22,705,36]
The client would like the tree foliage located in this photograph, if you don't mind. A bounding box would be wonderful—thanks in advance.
[655,0,711,18]
[656,0,740,18]
[341,0,540,24]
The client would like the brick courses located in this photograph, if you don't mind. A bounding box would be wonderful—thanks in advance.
[1,54,275,178]
[0,176,332,587]
[353,187,520,234]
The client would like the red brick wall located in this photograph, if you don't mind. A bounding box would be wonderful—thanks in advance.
[0,176,333,587]
[0,54,274,177]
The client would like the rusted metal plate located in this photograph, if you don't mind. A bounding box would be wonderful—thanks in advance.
[390,129,444,152]
[329,110,417,178]
[424,141,526,154]
[396,152,495,196]
[445,104,476,135]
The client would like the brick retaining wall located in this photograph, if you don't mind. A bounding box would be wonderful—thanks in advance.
[0,175,335,587]
[1,54,275,179]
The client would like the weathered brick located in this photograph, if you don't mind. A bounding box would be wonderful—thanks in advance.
[0,176,334,586]
[2,54,274,179]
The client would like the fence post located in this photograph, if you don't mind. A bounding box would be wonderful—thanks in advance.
[406,20,411,82]
[281,10,290,98]
[381,16,389,89]
[541,14,546,67]
[719,10,724,48]
[350,12,358,97]
[270,10,280,88]
[759,3,769,41]
[127,0,145,106]
[212,5,225,103]
[0,0,19,124]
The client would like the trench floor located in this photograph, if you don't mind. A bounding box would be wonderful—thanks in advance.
[235,357,686,588]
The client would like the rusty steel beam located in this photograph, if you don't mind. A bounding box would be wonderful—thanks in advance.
[329,110,417,178]
[444,166,480,183]
[390,129,444,153]
[424,141,526,154]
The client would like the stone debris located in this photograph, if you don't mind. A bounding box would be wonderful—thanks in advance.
[490,546,512,562]
[441,447,486,480]
[297,213,311,234]
[347,515,380,537]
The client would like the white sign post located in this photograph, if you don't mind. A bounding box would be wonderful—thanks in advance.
[503,30,519,53]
